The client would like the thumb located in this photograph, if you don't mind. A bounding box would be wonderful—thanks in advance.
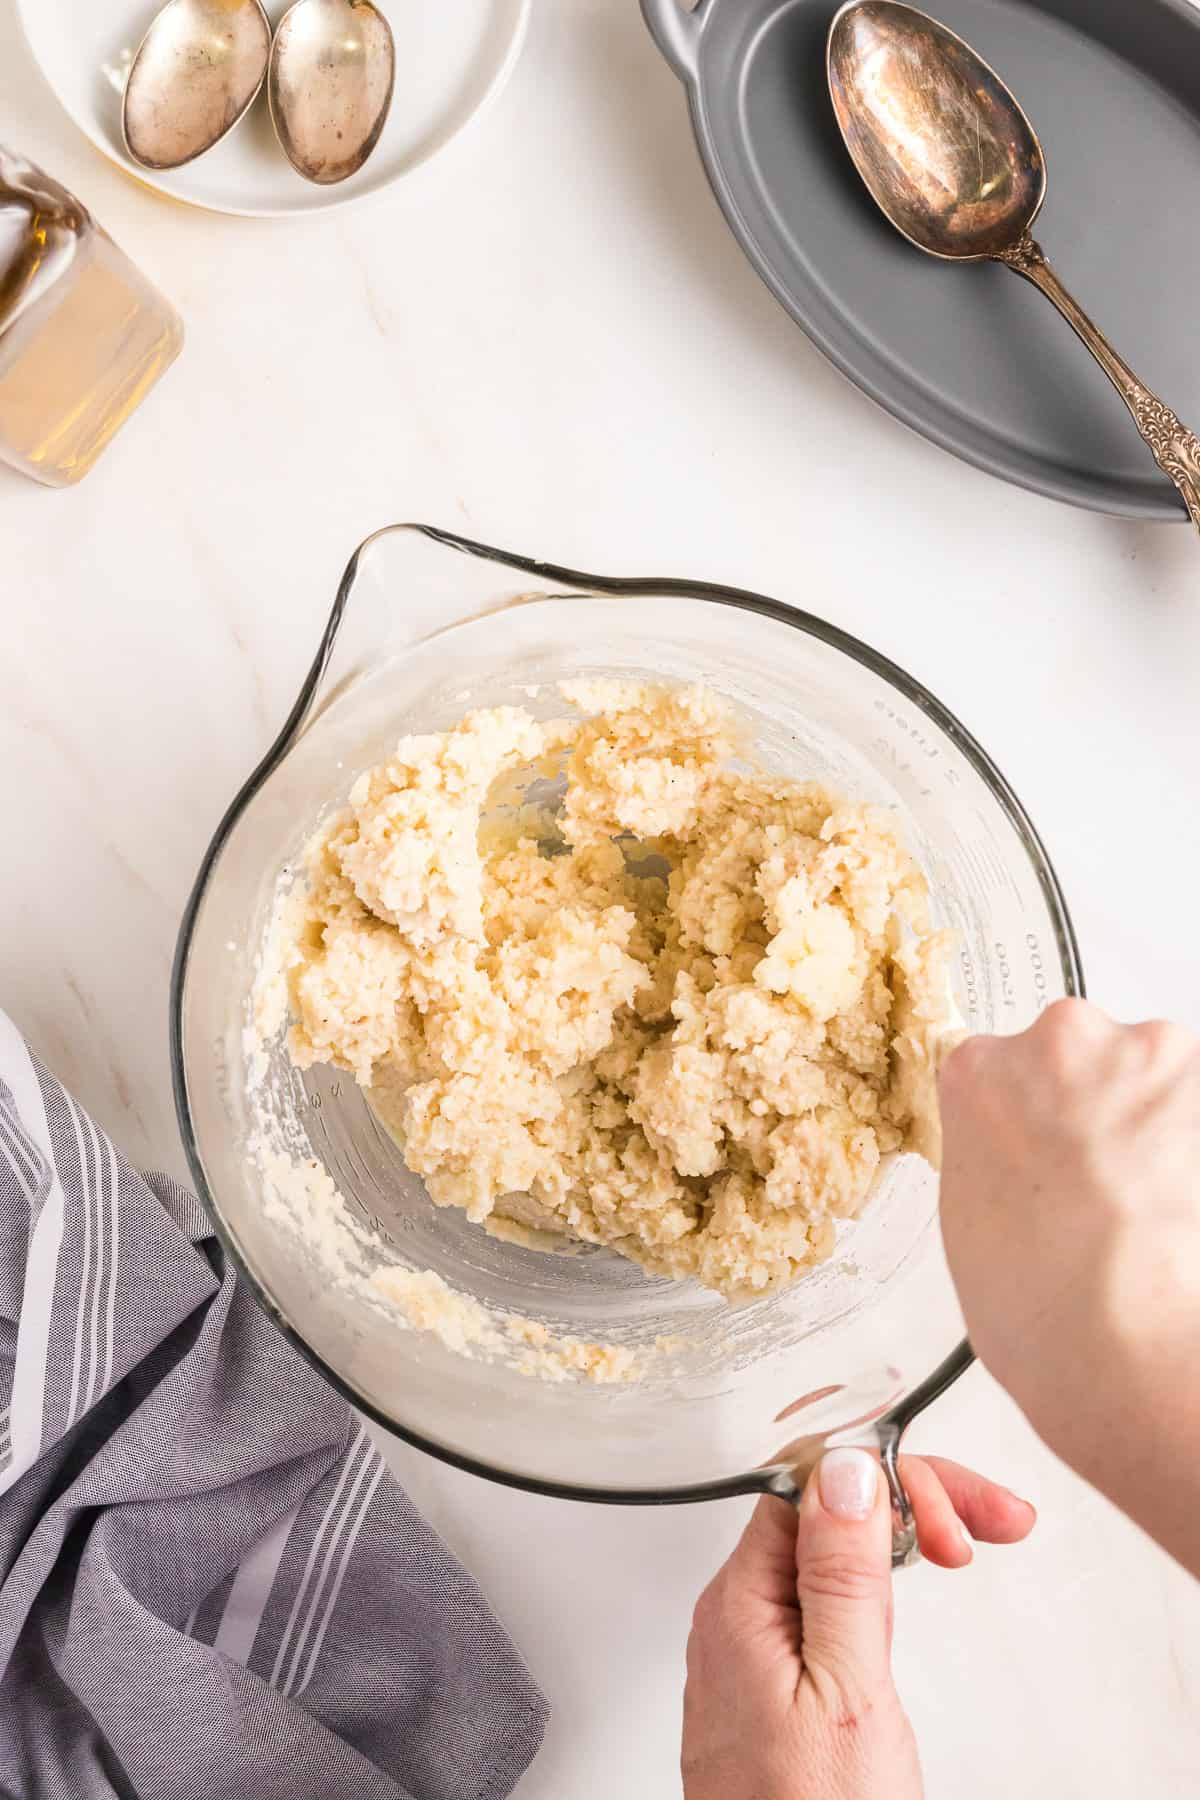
[794,1447,895,1696]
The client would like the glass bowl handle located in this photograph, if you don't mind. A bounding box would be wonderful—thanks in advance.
[761,1340,975,1568]
[880,1420,919,1568]
[761,1422,916,1570]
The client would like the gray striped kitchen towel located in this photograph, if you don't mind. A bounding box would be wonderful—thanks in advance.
[0,1008,548,1799]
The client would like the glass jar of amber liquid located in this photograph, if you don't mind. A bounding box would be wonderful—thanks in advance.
[0,147,183,487]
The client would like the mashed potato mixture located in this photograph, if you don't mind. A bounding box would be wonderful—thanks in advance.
[280,681,954,1299]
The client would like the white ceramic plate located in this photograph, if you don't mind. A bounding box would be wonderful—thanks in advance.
[16,0,530,217]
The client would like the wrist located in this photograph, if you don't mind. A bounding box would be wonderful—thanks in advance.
[1021,1242,1200,1568]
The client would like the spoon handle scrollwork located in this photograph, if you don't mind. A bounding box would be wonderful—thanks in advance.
[996,233,1200,534]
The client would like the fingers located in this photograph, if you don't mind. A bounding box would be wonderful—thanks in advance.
[728,1493,804,1613]
[728,1452,1036,1646]
[901,1455,1037,1568]
[940,999,1107,1109]
[917,1456,1037,1543]
[899,1456,973,1569]
[687,1496,804,1687]
[794,1448,894,1695]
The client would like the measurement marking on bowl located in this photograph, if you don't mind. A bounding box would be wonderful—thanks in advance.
[213,1037,232,1110]
[872,736,934,799]
[874,699,937,755]
[995,942,1018,1011]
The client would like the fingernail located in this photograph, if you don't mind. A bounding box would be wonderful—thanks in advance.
[818,1447,879,1520]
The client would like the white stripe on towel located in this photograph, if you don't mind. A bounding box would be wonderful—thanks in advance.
[0,1013,66,1497]
[293,1453,386,1698]
[269,1426,370,1690]
[82,1107,108,1415]
[63,1093,95,1428]
[99,1133,120,1400]
[212,1496,305,1668]
[282,1440,381,1698]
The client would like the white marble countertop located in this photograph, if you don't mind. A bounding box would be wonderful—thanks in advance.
[3,1,1199,1792]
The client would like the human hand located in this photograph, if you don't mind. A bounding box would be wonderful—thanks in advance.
[681,1448,1035,1800]
[939,999,1200,1573]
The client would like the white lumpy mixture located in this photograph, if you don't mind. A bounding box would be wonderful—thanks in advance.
[276,681,955,1300]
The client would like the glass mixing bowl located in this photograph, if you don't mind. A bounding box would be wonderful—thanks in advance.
[171,525,1082,1547]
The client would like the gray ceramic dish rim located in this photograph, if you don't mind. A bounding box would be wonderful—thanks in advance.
[641,0,1200,521]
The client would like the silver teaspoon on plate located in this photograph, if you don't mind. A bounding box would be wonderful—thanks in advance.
[827,0,1200,533]
[123,0,271,169]
[268,0,395,185]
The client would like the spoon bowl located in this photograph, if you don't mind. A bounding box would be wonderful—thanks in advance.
[268,0,396,185]
[827,0,1200,532]
[828,1,1045,261]
[122,0,271,171]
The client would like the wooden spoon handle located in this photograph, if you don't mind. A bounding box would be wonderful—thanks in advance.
[997,233,1200,533]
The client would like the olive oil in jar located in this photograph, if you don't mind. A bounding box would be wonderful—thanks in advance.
[0,148,183,487]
